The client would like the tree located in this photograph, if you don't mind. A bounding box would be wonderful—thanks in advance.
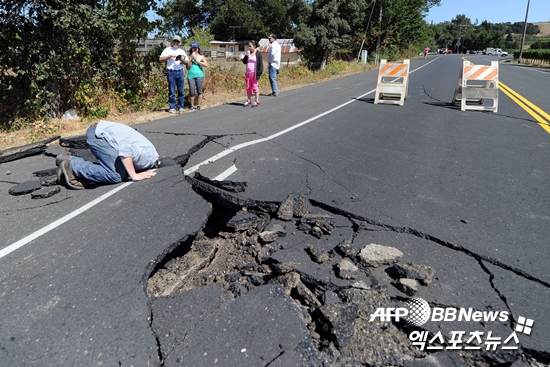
[294,0,368,68]
[0,0,157,125]
[184,26,215,48]
[209,0,265,40]
[374,0,440,58]
[160,0,296,41]
[158,0,221,37]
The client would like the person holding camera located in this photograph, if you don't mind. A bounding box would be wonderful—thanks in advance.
[159,35,188,113]
[187,42,208,111]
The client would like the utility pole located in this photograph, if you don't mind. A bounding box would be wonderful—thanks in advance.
[518,0,530,64]
[229,26,240,41]
[375,1,382,65]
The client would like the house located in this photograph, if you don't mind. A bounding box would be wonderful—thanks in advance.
[258,38,302,66]
[209,39,302,66]
[135,39,168,56]
[208,40,250,59]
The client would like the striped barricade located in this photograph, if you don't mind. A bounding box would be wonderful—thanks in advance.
[453,60,499,112]
[374,59,410,106]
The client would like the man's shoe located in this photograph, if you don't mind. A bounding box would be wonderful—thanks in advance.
[189,106,195,112]
[55,153,70,167]
[196,106,201,111]
[271,92,278,96]
[179,108,185,113]
[58,160,85,190]
[169,109,176,114]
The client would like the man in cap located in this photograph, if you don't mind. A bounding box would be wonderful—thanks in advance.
[267,33,281,96]
[159,35,189,113]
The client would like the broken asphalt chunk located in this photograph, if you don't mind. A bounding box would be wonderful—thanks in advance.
[393,278,419,296]
[31,186,61,199]
[59,135,88,149]
[335,239,358,259]
[391,263,436,285]
[0,136,59,163]
[357,243,403,268]
[306,245,330,263]
[337,259,360,280]
[185,175,278,213]
[161,285,321,367]
[259,230,279,243]
[8,180,42,196]
[38,175,59,187]
[194,172,247,193]
[276,194,310,220]
[33,168,58,177]
[227,211,261,231]
[318,303,359,349]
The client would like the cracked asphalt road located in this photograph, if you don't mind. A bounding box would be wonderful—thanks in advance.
[1,55,549,366]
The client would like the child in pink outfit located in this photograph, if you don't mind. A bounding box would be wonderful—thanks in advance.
[242,40,263,107]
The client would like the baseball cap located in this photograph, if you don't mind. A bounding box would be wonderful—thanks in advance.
[269,33,277,39]
[191,42,199,48]
[172,35,181,42]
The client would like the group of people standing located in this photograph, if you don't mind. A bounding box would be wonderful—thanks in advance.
[159,36,209,113]
[55,34,282,190]
[159,33,282,112]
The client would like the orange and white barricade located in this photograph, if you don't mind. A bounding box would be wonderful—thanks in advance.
[453,60,499,112]
[374,59,410,106]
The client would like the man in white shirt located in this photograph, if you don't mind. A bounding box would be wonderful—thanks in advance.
[159,35,189,113]
[268,33,281,96]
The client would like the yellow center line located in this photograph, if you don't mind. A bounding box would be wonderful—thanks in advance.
[499,82,550,134]
[464,57,550,134]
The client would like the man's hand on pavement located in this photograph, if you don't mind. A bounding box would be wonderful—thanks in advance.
[132,171,157,181]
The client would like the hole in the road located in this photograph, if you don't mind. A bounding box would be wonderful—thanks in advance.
[145,175,541,366]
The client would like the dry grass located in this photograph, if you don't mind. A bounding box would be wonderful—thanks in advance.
[0,62,377,151]
[534,22,550,37]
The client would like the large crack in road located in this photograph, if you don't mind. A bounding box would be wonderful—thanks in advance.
[146,172,550,367]
[3,134,549,366]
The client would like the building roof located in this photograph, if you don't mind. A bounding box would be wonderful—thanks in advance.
[208,39,301,53]
[209,40,249,46]
[258,38,301,53]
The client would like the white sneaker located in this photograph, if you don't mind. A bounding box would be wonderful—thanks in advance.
[169,109,176,114]
[179,108,185,113]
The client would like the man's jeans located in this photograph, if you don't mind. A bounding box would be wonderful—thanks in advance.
[168,70,185,109]
[70,125,127,184]
[268,66,279,95]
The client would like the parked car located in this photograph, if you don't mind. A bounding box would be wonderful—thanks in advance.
[486,48,508,57]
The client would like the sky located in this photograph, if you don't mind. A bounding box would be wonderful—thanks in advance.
[426,0,550,24]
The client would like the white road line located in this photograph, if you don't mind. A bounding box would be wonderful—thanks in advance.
[0,182,133,259]
[2,60,431,260]
[213,164,238,181]
[183,88,377,175]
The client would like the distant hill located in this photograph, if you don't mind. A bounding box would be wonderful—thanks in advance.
[534,22,550,37]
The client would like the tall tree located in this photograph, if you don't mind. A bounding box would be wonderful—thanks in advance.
[294,0,368,68]
[209,0,265,40]
[0,0,156,124]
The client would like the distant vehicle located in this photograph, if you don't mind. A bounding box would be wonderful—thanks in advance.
[477,50,483,55]
[486,48,508,57]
